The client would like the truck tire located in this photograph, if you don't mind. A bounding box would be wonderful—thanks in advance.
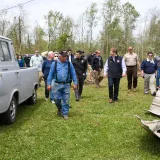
[1,96,17,125]
[27,88,37,105]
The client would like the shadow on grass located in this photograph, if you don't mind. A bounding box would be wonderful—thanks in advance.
[139,134,160,156]
[69,110,83,118]
[81,95,92,99]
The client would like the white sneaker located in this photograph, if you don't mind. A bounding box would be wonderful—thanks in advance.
[51,100,55,104]
[45,98,49,101]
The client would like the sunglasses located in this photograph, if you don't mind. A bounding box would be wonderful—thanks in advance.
[55,56,58,57]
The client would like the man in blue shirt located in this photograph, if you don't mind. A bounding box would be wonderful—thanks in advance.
[141,52,157,96]
[47,50,77,119]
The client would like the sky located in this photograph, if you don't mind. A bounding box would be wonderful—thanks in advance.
[0,0,160,36]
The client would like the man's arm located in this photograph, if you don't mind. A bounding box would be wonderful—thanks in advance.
[91,57,95,70]
[47,62,55,90]
[122,58,127,77]
[140,61,145,77]
[42,60,46,74]
[103,59,108,77]
[70,63,78,85]
[136,55,140,69]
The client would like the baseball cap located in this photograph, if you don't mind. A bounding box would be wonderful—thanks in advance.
[59,50,68,57]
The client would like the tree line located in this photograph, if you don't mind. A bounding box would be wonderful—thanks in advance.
[0,0,160,61]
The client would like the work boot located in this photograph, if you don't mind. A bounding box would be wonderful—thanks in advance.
[108,99,113,103]
[133,88,137,92]
[63,115,68,120]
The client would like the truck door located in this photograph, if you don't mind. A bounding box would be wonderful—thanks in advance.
[0,40,19,111]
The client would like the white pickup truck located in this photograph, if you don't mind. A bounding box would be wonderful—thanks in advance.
[0,36,39,125]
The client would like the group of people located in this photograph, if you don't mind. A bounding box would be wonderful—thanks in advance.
[20,46,160,120]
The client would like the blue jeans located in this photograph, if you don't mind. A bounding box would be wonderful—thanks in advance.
[53,83,70,116]
[108,78,120,101]
[156,68,160,87]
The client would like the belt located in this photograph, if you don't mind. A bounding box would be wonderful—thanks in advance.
[127,65,137,67]
[55,81,69,84]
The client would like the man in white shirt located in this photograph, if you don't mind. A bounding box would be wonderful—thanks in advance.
[30,50,43,86]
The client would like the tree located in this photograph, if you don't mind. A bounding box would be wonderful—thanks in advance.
[0,10,10,36]
[33,24,47,52]
[101,0,121,56]
[122,2,140,50]
[85,3,98,51]
[44,11,63,50]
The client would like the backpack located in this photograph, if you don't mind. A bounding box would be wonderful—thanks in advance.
[54,60,72,83]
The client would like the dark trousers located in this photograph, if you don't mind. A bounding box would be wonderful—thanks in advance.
[44,79,49,98]
[108,78,120,101]
[127,66,137,90]
[75,74,84,99]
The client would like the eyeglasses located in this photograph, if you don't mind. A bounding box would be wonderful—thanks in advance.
[148,54,153,57]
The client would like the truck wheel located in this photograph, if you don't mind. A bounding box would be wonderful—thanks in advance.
[1,96,17,125]
[27,88,37,105]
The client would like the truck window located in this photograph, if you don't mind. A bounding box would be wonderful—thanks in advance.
[0,42,5,61]
[1,41,11,61]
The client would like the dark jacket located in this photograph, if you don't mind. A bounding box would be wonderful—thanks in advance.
[24,56,31,67]
[91,56,103,71]
[108,56,123,78]
[67,54,74,63]
[87,54,95,65]
[42,59,54,79]
[141,59,157,74]
[72,57,87,75]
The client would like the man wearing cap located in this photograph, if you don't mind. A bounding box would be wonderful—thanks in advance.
[123,46,140,92]
[91,50,104,88]
[72,50,87,101]
[30,50,43,86]
[47,50,77,120]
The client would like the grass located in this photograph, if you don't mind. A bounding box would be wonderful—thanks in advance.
[0,77,160,160]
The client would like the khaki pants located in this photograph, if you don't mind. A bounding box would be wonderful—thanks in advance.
[144,73,156,94]
[38,71,43,84]
[87,65,93,81]
[93,70,103,87]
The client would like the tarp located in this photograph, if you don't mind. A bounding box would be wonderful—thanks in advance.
[135,115,160,138]
[146,90,160,116]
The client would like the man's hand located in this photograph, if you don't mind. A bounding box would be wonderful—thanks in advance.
[47,85,51,91]
[73,84,77,90]
[104,74,108,78]
[141,71,144,78]
[122,73,126,77]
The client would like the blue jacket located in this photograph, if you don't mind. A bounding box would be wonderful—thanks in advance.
[141,59,157,74]
[47,59,77,85]
[42,59,54,79]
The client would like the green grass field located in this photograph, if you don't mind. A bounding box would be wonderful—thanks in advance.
[0,77,160,160]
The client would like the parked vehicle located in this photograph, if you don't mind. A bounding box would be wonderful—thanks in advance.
[0,36,39,125]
